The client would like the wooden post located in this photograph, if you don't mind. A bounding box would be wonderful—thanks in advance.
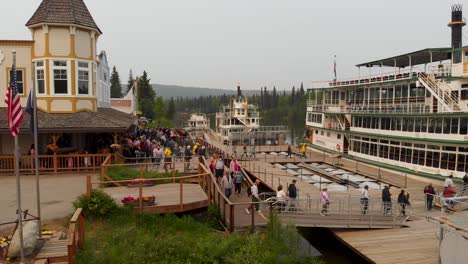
[180,178,183,210]
[139,181,143,214]
[250,202,255,233]
[53,153,57,174]
[229,204,234,232]
[86,175,92,199]
[172,160,176,178]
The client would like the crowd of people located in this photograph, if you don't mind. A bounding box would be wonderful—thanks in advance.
[120,127,207,171]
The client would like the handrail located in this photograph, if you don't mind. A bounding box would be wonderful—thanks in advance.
[67,208,84,264]
[0,153,108,174]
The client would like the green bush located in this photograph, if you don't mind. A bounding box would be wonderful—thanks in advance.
[73,189,117,219]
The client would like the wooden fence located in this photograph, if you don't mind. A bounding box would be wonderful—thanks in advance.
[0,154,108,174]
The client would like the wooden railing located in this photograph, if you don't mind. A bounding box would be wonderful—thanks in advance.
[67,208,84,264]
[100,159,202,187]
[200,157,270,232]
[88,169,211,214]
[0,154,108,174]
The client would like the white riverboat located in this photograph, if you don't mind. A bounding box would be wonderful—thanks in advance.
[305,5,468,179]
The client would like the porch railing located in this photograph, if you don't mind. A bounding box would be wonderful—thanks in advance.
[0,153,108,174]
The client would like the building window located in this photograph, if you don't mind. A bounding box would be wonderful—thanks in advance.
[77,62,90,95]
[36,61,45,94]
[52,60,68,94]
[337,134,341,139]
[326,132,331,137]
[9,69,24,95]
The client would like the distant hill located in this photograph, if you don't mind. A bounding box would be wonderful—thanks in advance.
[152,84,260,99]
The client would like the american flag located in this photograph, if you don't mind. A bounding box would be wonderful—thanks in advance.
[4,63,24,137]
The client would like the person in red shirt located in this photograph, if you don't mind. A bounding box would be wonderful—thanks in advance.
[443,185,457,208]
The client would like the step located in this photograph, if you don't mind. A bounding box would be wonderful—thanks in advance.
[35,240,68,263]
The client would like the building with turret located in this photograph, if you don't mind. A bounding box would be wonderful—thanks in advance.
[0,0,135,154]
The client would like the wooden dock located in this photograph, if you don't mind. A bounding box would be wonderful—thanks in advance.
[203,134,444,264]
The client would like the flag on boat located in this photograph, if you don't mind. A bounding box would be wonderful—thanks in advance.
[333,55,337,81]
[4,63,24,137]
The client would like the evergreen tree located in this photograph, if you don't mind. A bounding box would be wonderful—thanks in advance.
[137,71,156,119]
[126,69,134,95]
[272,86,278,108]
[290,86,296,106]
[110,66,123,98]
[167,97,176,121]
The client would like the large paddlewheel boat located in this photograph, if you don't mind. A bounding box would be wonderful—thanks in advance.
[305,5,468,178]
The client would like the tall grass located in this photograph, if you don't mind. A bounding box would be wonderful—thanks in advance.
[75,209,320,264]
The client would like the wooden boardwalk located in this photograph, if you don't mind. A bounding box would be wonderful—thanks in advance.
[334,219,439,264]
[103,183,209,213]
[204,134,444,264]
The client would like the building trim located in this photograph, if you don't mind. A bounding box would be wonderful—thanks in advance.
[307,124,468,145]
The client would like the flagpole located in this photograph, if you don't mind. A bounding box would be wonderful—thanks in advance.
[12,50,25,262]
[32,63,42,239]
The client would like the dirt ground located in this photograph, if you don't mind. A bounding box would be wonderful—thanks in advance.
[0,173,99,226]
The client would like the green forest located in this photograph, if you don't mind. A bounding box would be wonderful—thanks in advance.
[110,67,309,142]
[169,83,308,143]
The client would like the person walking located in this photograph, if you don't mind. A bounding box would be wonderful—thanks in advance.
[423,183,436,211]
[398,190,410,216]
[444,175,454,188]
[287,145,292,159]
[361,185,370,215]
[285,180,298,212]
[221,171,233,199]
[245,179,261,214]
[382,185,392,215]
[241,145,248,159]
[229,156,239,177]
[276,185,288,211]
[300,144,307,159]
[215,156,225,184]
[233,170,243,197]
[152,144,163,169]
[320,188,330,216]
[163,146,172,172]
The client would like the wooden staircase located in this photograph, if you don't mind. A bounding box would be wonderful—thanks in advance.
[35,240,68,263]
[34,208,84,264]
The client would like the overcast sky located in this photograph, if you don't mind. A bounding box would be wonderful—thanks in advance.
[2,0,467,90]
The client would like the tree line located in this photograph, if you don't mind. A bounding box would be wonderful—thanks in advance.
[110,67,175,127]
[111,66,309,133]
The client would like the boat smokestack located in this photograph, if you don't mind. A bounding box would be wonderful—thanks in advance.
[448,4,465,63]
[237,82,242,97]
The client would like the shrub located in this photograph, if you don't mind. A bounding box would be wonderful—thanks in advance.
[73,189,117,218]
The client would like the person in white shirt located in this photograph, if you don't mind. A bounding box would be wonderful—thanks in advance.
[444,175,454,188]
[276,185,288,211]
[246,179,261,214]
[361,185,370,215]
[221,171,233,199]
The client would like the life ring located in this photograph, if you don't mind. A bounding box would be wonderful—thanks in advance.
[328,122,332,129]
[336,144,341,151]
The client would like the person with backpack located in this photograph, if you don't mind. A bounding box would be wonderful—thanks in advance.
[285,180,297,212]
[398,190,410,216]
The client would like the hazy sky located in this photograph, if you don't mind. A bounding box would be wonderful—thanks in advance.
[2,0,467,90]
